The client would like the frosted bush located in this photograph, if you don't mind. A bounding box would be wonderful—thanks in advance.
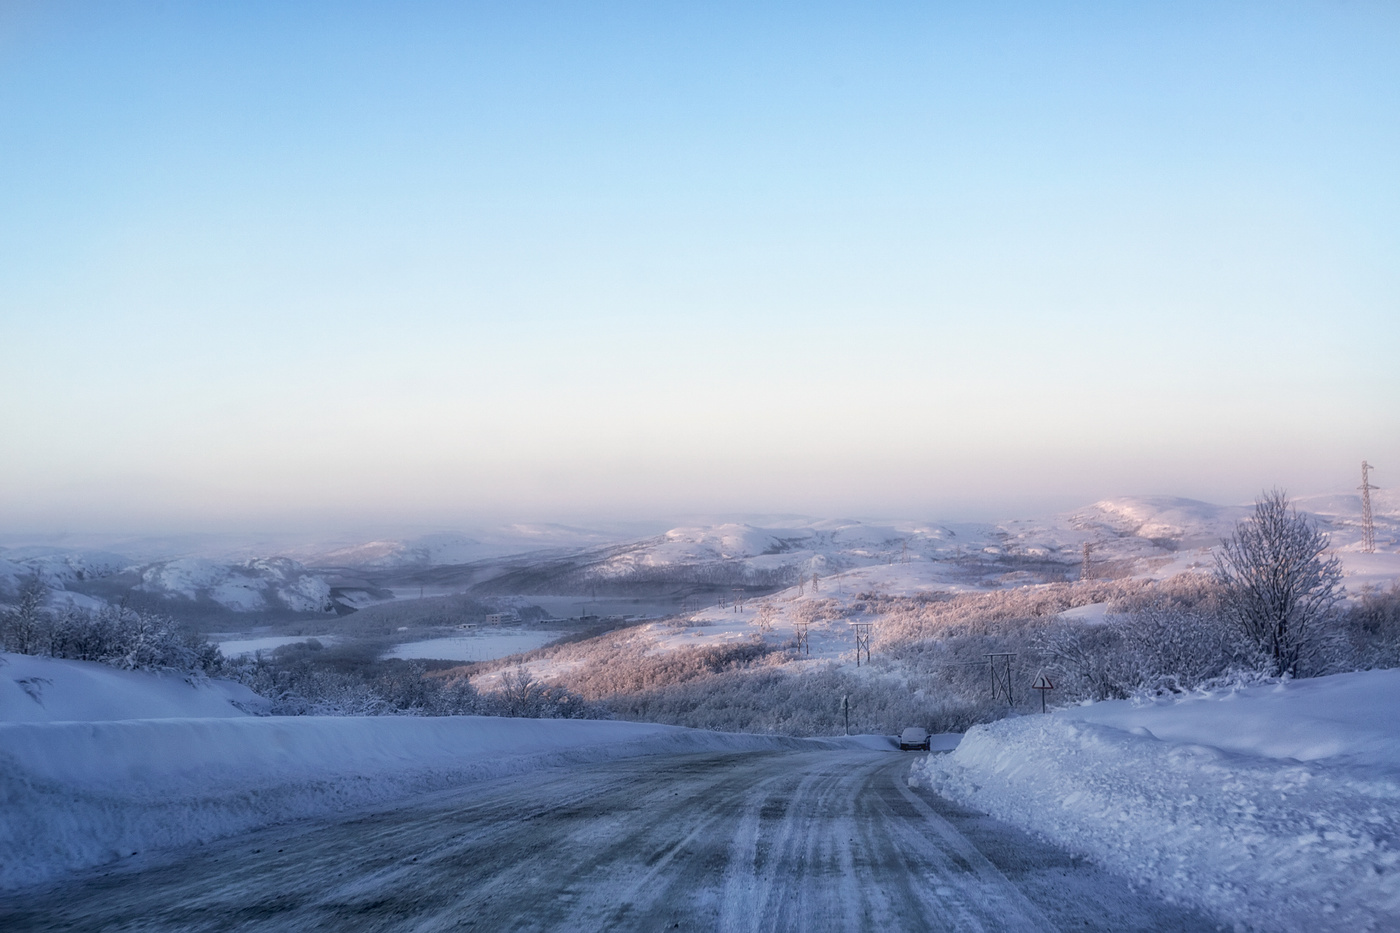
[1,580,221,676]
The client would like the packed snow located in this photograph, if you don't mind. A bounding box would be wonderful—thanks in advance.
[0,652,869,892]
[911,669,1400,932]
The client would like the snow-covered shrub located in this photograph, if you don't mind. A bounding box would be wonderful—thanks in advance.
[555,641,775,698]
[1338,584,1400,671]
[0,579,221,675]
[590,662,1005,736]
[1038,604,1252,700]
[863,579,1162,648]
[484,665,593,719]
[223,644,597,719]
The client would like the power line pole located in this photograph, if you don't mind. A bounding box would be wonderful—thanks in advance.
[794,620,810,655]
[1360,461,1379,554]
[850,621,873,666]
[987,653,1016,706]
[1081,542,1093,581]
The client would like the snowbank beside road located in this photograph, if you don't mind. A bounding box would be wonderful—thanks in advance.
[0,652,266,723]
[911,670,1400,932]
[0,714,837,892]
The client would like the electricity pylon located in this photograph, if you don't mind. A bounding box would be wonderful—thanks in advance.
[1360,461,1379,554]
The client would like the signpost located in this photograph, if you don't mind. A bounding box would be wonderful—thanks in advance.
[1031,674,1055,713]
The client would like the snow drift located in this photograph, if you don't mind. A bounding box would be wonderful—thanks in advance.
[1,652,265,723]
[911,670,1400,933]
[0,651,854,892]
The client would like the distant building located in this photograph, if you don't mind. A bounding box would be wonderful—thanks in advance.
[484,612,516,625]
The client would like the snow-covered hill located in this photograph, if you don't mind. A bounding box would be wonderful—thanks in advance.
[302,523,666,569]
[0,549,336,615]
[551,491,1398,594]
[3,490,1395,614]
[136,557,333,612]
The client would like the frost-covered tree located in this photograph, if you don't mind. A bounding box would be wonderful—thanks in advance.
[1215,490,1342,677]
[1,576,50,655]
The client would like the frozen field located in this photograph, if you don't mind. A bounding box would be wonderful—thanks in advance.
[383,631,559,662]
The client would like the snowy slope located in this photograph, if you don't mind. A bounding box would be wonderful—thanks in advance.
[0,653,267,723]
[136,556,332,612]
[0,547,132,587]
[0,548,337,615]
[911,670,1400,933]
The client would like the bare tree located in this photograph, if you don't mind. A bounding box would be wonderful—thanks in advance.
[1215,489,1342,677]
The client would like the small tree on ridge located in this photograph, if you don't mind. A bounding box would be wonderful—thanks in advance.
[1215,489,1342,677]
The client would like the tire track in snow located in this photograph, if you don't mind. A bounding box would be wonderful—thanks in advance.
[1,749,1216,932]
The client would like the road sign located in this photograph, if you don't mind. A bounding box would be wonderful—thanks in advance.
[1031,675,1054,713]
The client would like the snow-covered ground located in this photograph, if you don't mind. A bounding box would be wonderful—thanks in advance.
[0,652,868,893]
[0,652,267,722]
[911,670,1400,932]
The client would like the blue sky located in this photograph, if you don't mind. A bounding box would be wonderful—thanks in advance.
[2,2,1397,532]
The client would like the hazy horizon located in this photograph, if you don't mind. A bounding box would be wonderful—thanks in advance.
[0,484,1383,551]
[4,2,1397,535]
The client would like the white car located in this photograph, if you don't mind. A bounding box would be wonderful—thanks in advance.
[898,727,930,751]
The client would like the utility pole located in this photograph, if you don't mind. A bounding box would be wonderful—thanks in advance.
[1360,461,1379,554]
[850,621,873,666]
[987,653,1016,706]
[1081,542,1093,582]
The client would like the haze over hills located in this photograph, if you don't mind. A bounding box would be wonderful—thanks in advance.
[2,490,1395,619]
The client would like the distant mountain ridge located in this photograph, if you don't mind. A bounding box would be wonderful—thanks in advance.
[2,490,1395,613]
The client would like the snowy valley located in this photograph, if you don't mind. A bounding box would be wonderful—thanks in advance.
[3,490,1399,932]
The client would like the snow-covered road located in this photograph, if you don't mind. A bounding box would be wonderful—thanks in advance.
[2,749,1212,932]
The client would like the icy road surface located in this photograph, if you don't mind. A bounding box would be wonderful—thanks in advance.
[2,750,1213,932]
